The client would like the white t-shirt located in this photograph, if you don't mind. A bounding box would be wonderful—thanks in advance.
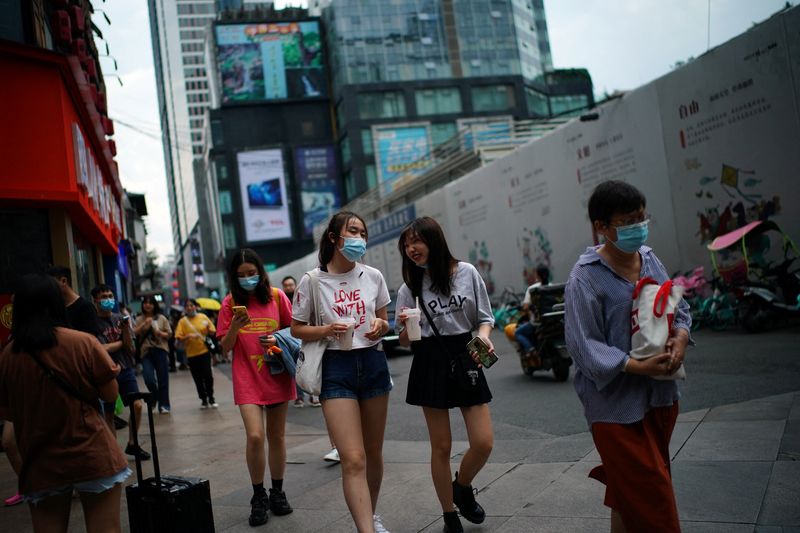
[395,262,495,337]
[293,263,391,350]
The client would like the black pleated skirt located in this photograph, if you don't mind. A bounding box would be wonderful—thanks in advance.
[405,332,492,409]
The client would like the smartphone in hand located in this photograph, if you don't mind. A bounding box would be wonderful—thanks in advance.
[467,336,499,368]
[232,305,250,323]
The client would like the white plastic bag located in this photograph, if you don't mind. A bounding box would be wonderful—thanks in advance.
[630,277,686,380]
[295,270,328,395]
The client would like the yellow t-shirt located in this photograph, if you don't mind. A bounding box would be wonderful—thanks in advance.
[175,313,216,358]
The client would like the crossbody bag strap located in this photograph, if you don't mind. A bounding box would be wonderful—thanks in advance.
[419,297,455,359]
[306,270,323,327]
[26,350,99,411]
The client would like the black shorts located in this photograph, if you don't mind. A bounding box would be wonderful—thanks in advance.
[405,332,492,409]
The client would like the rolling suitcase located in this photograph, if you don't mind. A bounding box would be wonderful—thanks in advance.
[125,392,215,533]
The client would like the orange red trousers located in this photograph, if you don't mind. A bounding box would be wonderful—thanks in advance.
[590,403,681,532]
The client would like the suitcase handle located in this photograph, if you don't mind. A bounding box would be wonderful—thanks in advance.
[127,392,161,486]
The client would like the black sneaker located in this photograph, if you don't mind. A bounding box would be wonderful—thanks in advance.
[268,488,293,516]
[443,511,464,533]
[124,444,151,461]
[249,491,269,526]
[201,399,209,409]
[113,415,129,430]
[452,471,485,524]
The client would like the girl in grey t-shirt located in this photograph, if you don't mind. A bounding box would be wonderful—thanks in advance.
[395,216,495,533]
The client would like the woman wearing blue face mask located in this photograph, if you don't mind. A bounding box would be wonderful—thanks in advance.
[217,248,295,527]
[291,211,393,533]
[565,180,692,533]
[134,295,172,414]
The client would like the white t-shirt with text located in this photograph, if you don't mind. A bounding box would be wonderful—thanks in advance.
[293,263,391,350]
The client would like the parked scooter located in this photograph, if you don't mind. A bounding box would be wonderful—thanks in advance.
[506,283,572,381]
[707,220,800,333]
[740,256,800,332]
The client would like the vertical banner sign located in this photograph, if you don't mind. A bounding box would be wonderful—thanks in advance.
[237,149,293,243]
[373,123,432,196]
[294,146,341,238]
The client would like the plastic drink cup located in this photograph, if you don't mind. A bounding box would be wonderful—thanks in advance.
[403,308,422,341]
[336,316,357,350]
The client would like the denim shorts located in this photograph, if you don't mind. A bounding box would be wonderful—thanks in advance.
[25,467,132,505]
[320,345,392,401]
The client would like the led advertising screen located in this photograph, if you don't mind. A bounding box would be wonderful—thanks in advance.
[237,149,293,243]
[372,123,433,196]
[215,21,326,104]
[294,145,341,238]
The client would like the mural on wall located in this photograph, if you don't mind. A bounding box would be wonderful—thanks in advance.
[468,240,495,296]
[518,226,553,286]
[693,162,782,244]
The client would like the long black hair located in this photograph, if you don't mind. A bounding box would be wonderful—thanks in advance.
[318,211,368,267]
[226,248,272,306]
[11,274,69,354]
[398,216,458,298]
[141,294,161,316]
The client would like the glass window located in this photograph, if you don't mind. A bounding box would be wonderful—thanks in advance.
[357,91,406,119]
[344,171,355,200]
[415,88,462,116]
[218,190,233,215]
[471,85,516,112]
[222,223,237,250]
[210,120,224,146]
[525,87,549,116]
[431,122,457,147]
[365,165,377,190]
[340,136,351,167]
[361,129,374,155]
[215,158,228,181]
[550,94,589,116]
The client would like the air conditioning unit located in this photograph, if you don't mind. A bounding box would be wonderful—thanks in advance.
[50,11,72,45]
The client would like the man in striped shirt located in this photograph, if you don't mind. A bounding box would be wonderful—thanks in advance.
[565,180,691,533]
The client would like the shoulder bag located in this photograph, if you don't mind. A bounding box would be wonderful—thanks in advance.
[631,277,687,380]
[295,270,328,395]
[419,299,480,391]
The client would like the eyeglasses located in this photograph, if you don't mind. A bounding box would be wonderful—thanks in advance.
[608,213,650,228]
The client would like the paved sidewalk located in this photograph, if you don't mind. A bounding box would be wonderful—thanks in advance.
[1,364,798,532]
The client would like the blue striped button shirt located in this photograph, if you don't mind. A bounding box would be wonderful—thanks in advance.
[565,245,692,426]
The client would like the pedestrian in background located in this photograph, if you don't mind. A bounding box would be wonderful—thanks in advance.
[175,298,218,408]
[47,266,100,336]
[92,285,149,461]
[395,216,495,533]
[217,248,295,527]
[291,211,393,533]
[0,274,129,533]
[565,180,690,533]
[514,264,551,358]
[134,295,172,414]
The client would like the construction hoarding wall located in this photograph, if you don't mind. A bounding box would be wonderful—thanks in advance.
[271,7,800,299]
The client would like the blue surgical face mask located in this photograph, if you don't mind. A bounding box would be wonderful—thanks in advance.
[611,220,649,253]
[99,298,115,312]
[238,275,260,291]
[339,237,367,262]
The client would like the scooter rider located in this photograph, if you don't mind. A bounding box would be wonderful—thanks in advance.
[514,264,550,358]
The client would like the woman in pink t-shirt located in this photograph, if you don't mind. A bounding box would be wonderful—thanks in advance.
[217,248,294,527]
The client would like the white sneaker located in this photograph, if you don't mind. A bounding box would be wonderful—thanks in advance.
[323,447,340,463]
[373,514,390,533]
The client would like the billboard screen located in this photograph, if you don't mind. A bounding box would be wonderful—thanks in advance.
[215,21,326,104]
[372,123,432,196]
[237,149,293,243]
[294,146,341,238]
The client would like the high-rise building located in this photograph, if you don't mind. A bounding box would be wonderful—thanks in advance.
[148,0,217,257]
[323,0,590,200]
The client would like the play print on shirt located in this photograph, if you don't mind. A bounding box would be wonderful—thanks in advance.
[426,294,468,318]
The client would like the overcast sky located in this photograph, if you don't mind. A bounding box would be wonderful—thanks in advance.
[98,0,792,264]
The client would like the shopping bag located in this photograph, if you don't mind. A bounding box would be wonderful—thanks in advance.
[294,270,327,395]
[631,277,686,380]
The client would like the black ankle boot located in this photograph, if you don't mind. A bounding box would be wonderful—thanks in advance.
[443,511,463,532]
[452,471,485,524]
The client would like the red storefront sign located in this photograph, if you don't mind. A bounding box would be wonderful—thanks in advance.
[0,40,123,254]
